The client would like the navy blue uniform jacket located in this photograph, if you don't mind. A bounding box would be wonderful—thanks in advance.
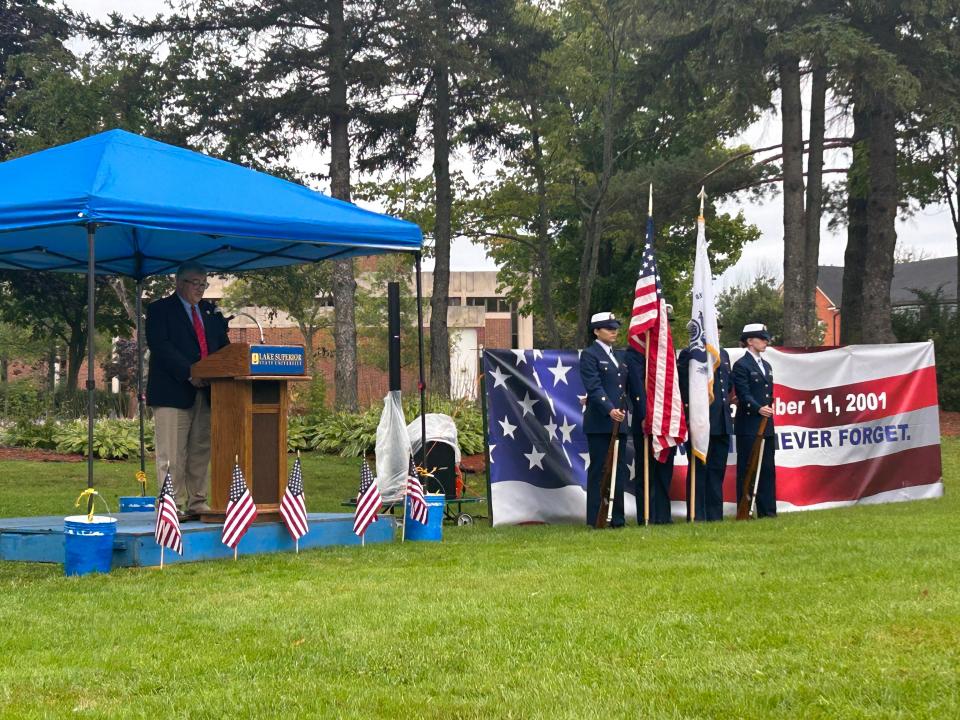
[677,347,734,436]
[146,294,231,409]
[732,352,775,437]
[579,342,628,435]
[624,346,647,432]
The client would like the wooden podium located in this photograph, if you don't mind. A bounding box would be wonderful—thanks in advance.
[191,343,310,522]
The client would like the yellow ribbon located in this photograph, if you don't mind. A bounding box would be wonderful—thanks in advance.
[75,488,99,522]
[414,464,437,479]
[135,470,147,488]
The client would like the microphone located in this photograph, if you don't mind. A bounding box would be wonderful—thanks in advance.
[227,310,265,345]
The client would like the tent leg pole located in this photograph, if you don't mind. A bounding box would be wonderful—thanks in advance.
[86,224,96,511]
[414,252,427,467]
[136,281,146,494]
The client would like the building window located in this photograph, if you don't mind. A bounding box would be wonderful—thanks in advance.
[466,296,513,312]
[511,311,519,348]
[448,297,462,306]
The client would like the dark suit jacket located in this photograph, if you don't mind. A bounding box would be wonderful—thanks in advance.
[624,346,647,432]
[579,341,627,435]
[146,294,230,409]
[677,347,734,436]
[732,352,775,437]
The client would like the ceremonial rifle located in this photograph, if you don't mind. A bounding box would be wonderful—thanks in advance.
[736,415,769,520]
[595,400,626,529]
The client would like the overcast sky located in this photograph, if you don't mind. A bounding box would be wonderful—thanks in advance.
[65,0,958,279]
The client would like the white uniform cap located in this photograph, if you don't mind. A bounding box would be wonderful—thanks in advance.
[590,312,621,329]
[740,323,771,341]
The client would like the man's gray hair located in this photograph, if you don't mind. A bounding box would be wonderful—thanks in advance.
[176,261,207,279]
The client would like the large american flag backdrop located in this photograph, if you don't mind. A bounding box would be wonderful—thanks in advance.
[483,342,942,526]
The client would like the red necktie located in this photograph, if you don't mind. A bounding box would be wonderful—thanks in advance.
[191,305,208,359]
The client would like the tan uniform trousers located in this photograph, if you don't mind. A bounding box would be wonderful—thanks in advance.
[154,392,211,514]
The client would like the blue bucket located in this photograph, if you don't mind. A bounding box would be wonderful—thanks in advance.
[118,496,155,513]
[64,515,117,576]
[405,494,445,542]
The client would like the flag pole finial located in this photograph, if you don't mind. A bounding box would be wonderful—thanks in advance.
[648,183,654,218]
[698,186,706,218]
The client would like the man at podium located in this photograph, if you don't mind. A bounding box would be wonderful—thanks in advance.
[146,261,231,519]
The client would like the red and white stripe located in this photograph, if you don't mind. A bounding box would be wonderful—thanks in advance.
[222,488,257,549]
[279,492,308,540]
[154,487,182,555]
[627,220,687,461]
[353,481,382,536]
[406,474,429,524]
[629,274,659,338]
[629,296,687,461]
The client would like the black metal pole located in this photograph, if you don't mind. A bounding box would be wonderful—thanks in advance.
[86,224,96,509]
[136,280,146,494]
[387,282,401,392]
[414,252,427,467]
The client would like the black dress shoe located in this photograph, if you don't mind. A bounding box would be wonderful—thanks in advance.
[177,511,199,522]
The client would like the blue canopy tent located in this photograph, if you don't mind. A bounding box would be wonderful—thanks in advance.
[0,129,427,502]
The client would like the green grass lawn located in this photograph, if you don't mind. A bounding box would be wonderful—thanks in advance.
[0,453,369,517]
[0,443,958,718]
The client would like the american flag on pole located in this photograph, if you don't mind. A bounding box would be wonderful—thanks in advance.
[406,457,429,524]
[154,470,182,555]
[353,459,382,536]
[221,462,257,549]
[280,457,309,541]
[627,214,687,461]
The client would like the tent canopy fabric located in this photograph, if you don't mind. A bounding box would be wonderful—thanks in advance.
[0,129,422,279]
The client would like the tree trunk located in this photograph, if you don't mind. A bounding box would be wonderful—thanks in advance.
[943,129,960,330]
[66,331,84,392]
[954,180,960,331]
[861,94,898,343]
[109,278,137,326]
[299,323,317,375]
[329,0,359,411]
[332,265,357,411]
[779,55,807,346]
[531,125,561,348]
[804,59,827,344]
[575,80,616,346]
[841,105,870,344]
[429,13,452,398]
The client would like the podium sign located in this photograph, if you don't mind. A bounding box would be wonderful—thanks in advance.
[250,345,305,375]
[192,343,309,521]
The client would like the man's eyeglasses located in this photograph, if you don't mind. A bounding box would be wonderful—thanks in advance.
[181,279,209,290]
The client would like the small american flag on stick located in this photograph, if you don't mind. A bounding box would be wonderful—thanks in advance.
[154,469,182,557]
[280,456,309,542]
[353,459,382,537]
[222,461,257,550]
[406,457,429,525]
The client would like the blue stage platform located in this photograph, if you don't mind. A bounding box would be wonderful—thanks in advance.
[0,512,396,568]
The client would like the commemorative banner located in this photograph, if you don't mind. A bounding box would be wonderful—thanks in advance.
[483,342,943,526]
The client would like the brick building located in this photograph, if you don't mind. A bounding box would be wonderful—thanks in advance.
[817,258,958,346]
[203,268,533,405]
